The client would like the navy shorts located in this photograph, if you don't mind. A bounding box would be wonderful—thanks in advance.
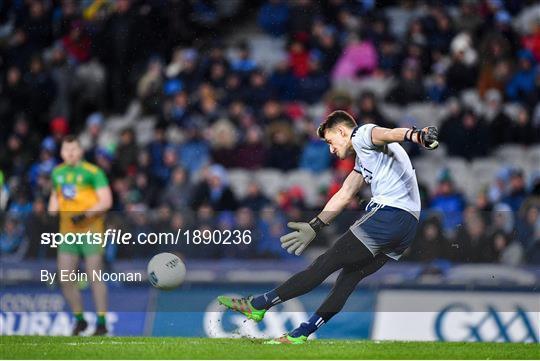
[349,201,419,260]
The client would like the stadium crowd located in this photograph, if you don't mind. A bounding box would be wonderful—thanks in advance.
[1,0,539,265]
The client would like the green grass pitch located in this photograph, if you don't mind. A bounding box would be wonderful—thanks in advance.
[1,336,538,359]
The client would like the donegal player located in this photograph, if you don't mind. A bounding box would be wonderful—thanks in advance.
[48,135,112,336]
[218,110,438,343]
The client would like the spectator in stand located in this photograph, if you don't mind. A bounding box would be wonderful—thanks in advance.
[428,11,455,54]
[244,70,272,109]
[450,207,488,263]
[225,100,252,129]
[224,207,258,258]
[406,215,449,262]
[28,138,58,188]
[260,99,290,125]
[502,168,527,214]
[165,48,199,93]
[484,89,513,146]
[25,197,56,259]
[430,169,466,234]
[98,0,139,112]
[522,18,540,61]
[147,123,169,178]
[364,15,390,48]
[490,202,515,235]
[269,57,298,101]
[115,128,139,177]
[191,165,238,211]
[440,108,491,159]
[164,88,191,126]
[7,187,33,219]
[132,172,158,208]
[265,122,300,171]
[517,204,539,248]
[80,113,105,163]
[288,0,318,36]
[332,33,378,81]
[427,65,451,104]
[137,57,164,114]
[525,66,540,110]
[446,33,478,95]
[47,44,73,120]
[357,91,395,128]
[209,119,238,168]
[241,181,270,212]
[61,20,91,64]
[178,127,210,174]
[24,55,57,133]
[299,122,331,173]
[454,0,482,35]
[231,41,257,74]
[477,33,512,98]
[161,166,192,211]
[297,51,330,104]
[152,146,177,187]
[506,49,537,102]
[10,115,40,162]
[492,10,521,53]
[510,107,539,145]
[200,42,227,83]
[376,35,400,76]
[22,0,53,51]
[257,206,290,258]
[311,22,341,73]
[209,62,227,90]
[481,230,523,265]
[526,236,540,264]
[386,58,425,105]
[0,134,34,178]
[234,126,267,169]
[2,67,28,125]
[288,39,310,79]
[0,216,28,261]
[258,0,289,37]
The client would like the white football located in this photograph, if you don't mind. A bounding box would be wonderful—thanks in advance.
[147,253,186,290]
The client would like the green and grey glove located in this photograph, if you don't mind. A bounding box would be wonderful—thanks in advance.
[280,217,327,256]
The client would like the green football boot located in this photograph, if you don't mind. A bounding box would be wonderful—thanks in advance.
[264,334,308,344]
[217,295,266,322]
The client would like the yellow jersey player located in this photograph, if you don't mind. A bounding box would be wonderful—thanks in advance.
[48,135,112,336]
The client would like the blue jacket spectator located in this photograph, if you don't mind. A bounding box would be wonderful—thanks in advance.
[258,0,289,37]
[0,216,28,260]
[430,170,466,233]
[506,49,537,102]
[269,61,298,101]
[257,207,294,258]
[179,132,210,175]
[297,51,331,103]
[300,139,331,172]
[502,169,527,214]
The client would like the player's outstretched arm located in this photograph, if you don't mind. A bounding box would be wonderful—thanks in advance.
[280,171,364,255]
[371,126,439,149]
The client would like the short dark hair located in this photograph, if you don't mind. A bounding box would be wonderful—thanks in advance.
[317,110,357,139]
[62,134,80,145]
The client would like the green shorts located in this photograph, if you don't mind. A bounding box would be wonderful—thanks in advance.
[58,234,103,257]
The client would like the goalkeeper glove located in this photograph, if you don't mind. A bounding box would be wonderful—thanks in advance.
[405,126,439,150]
[280,217,327,256]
